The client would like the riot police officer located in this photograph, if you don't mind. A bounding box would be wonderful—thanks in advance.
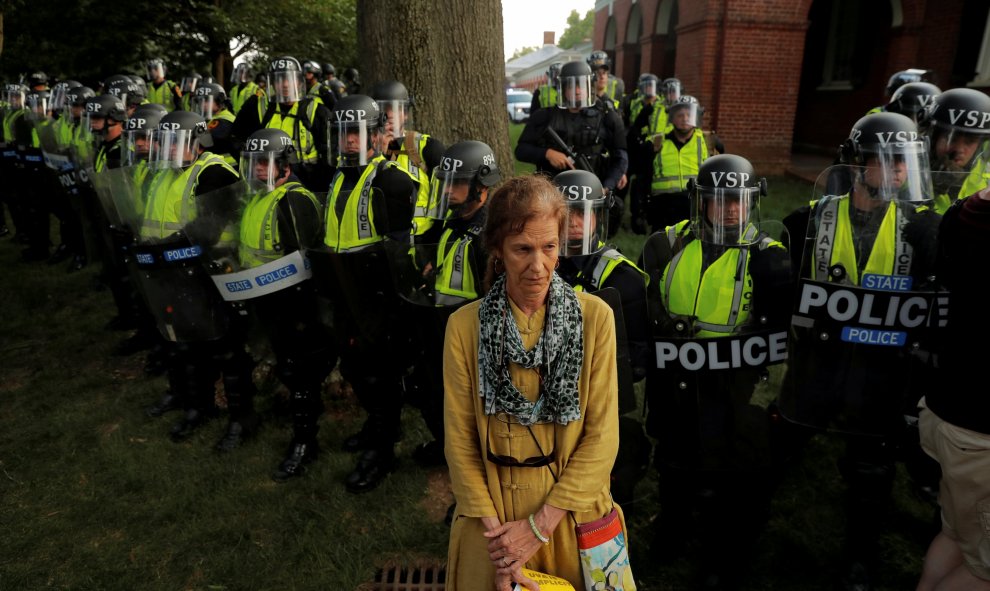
[529,62,560,113]
[314,94,415,492]
[919,87,990,214]
[371,79,445,237]
[302,60,337,110]
[779,112,942,590]
[588,50,624,109]
[231,56,331,191]
[341,67,361,95]
[884,81,941,123]
[639,154,792,588]
[322,63,347,99]
[553,168,651,509]
[515,60,628,196]
[625,73,663,234]
[227,128,335,478]
[402,140,500,466]
[647,95,720,233]
[228,63,261,115]
[192,83,237,166]
[137,111,255,443]
[179,73,202,112]
[145,58,183,112]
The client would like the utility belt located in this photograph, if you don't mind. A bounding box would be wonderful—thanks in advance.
[211,250,312,301]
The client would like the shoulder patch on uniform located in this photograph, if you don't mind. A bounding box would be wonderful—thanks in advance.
[207,120,220,129]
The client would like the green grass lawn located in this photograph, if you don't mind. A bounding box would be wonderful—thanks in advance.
[0,145,935,589]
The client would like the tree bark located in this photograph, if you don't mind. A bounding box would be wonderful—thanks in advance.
[357,0,513,175]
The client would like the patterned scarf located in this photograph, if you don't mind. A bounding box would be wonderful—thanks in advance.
[478,272,584,426]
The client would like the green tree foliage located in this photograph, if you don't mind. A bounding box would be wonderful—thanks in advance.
[0,0,355,86]
[509,45,538,61]
[557,9,593,49]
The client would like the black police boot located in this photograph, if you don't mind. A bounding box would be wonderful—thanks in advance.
[145,391,181,418]
[345,448,395,493]
[47,243,71,265]
[412,440,446,468]
[215,414,259,452]
[342,424,402,453]
[169,408,216,442]
[272,439,319,482]
[66,254,86,273]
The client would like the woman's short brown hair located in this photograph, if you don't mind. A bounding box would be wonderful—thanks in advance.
[482,174,567,289]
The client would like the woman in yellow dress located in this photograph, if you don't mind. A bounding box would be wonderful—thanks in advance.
[443,174,628,590]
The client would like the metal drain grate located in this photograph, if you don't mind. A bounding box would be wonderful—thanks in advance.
[357,559,446,591]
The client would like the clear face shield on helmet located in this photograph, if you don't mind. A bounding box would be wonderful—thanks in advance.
[930,126,987,174]
[81,110,108,141]
[122,126,155,166]
[147,62,164,81]
[564,196,609,256]
[331,119,378,167]
[50,85,70,113]
[269,70,304,104]
[26,95,49,120]
[149,128,200,170]
[855,140,933,203]
[691,185,760,245]
[232,64,250,85]
[639,79,658,99]
[664,81,682,105]
[193,94,220,119]
[180,76,199,95]
[426,168,479,220]
[669,103,700,132]
[377,99,409,141]
[240,151,289,192]
[557,74,593,109]
[3,87,24,110]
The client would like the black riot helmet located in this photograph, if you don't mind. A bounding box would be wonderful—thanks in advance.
[123,81,147,108]
[322,63,336,78]
[302,60,322,76]
[920,88,990,185]
[371,79,413,137]
[587,50,611,72]
[689,154,767,245]
[885,68,934,98]
[50,80,81,112]
[667,95,702,131]
[27,71,49,89]
[427,140,500,219]
[557,60,594,109]
[342,67,361,93]
[662,77,682,105]
[546,62,562,86]
[25,89,51,118]
[842,112,933,202]
[123,103,168,166]
[84,94,127,124]
[241,128,297,191]
[104,74,134,104]
[329,94,384,167]
[638,73,660,98]
[2,83,26,110]
[268,56,304,104]
[886,82,941,122]
[150,110,212,169]
[67,86,95,108]
[147,58,166,81]
[192,82,228,118]
[231,63,252,85]
[554,169,609,255]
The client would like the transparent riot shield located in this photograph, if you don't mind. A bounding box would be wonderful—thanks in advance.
[129,176,248,343]
[209,188,326,303]
[383,236,479,400]
[778,165,950,436]
[38,118,83,198]
[308,188,414,362]
[639,219,790,471]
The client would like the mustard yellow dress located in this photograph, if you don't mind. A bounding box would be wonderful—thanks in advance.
[444,290,624,590]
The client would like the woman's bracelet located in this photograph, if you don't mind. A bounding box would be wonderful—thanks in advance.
[528,513,550,544]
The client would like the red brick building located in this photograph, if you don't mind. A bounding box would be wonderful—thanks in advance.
[593,0,990,174]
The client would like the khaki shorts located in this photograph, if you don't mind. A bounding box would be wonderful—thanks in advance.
[919,398,990,581]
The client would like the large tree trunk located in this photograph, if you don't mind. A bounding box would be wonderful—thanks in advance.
[357,0,513,174]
